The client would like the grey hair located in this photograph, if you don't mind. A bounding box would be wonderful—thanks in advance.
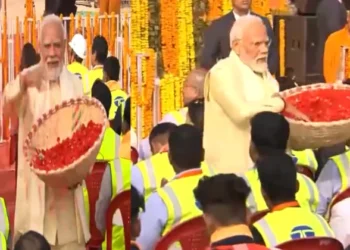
[229,15,264,48]
[39,14,66,43]
[185,68,207,96]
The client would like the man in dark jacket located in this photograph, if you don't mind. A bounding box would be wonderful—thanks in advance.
[200,0,277,74]
[44,0,77,16]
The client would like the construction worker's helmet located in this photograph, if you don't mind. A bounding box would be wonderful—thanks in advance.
[69,34,87,59]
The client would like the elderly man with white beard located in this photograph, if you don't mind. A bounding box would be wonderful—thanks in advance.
[3,15,90,250]
[203,15,307,174]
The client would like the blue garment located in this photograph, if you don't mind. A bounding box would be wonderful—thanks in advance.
[136,193,168,250]
[316,159,342,216]
[131,165,145,196]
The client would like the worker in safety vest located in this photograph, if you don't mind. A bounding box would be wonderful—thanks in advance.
[136,125,206,250]
[290,149,318,179]
[0,197,9,249]
[131,185,144,250]
[103,56,128,120]
[83,35,108,95]
[95,96,132,250]
[132,122,215,201]
[139,68,207,159]
[316,144,350,247]
[251,154,335,248]
[14,230,51,249]
[67,34,88,81]
[194,174,273,250]
[244,112,319,213]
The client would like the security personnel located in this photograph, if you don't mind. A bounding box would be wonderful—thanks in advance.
[139,68,206,160]
[246,112,319,213]
[67,34,88,81]
[291,149,318,178]
[96,97,132,250]
[103,56,128,120]
[83,35,108,95]
[132,123,215,201]
[251,155,334,248]
[136,125,206,250]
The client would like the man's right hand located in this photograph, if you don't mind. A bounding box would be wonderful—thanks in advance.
[19,64,43,91]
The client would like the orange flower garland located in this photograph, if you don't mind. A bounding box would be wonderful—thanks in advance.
[279,19,285,76]
[208,0,222,22]
[93,13,99,38]
[109,12,117,56]
[15,17,21,76]
[123,15,130,90]
[32,12,37,49]
[130,53,138,130]
[103,13,109,46]
[345,48,350,80]
[86,13,92,68]
[69,13,75,42]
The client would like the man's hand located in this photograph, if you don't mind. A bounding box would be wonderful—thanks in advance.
[68,182,82,190]
[285,102,311,122]
[19,64,43,91]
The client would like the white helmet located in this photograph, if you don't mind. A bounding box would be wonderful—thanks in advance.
[69,34,87,59]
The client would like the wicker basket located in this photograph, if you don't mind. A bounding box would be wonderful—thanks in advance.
[280,83,350,150]
[23,97,108,188]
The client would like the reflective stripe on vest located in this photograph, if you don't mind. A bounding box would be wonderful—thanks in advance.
[292,149,318,173]
[158,172,204,235]
[243,169,318,213]
[168,107,188,125]
[254,208,334,247]
[326,151,350,218]
[0,198,9,240]
[0,232,6,250]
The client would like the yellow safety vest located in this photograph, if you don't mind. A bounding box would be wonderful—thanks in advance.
[106,80,128,120]
[96,127,119,162]
[0,198,9,243]
[0,232,6,250]
[157,172,204,235]
[67,62,88,81]
[253,206,334,247]
[102,158,131,250]
[167,107,188,125]
[326,150,350,218]
[83,66,104,96]
[243,168,319,213]
[291,149,318,174]
[137,152,216,200]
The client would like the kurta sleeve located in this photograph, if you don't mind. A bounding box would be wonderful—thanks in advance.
[3,76,24,116]
[208,70,285,125]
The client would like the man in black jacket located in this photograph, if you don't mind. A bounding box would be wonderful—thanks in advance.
[200,0,277,74]
[44,0,77,17]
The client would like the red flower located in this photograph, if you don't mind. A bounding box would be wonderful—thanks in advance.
[32,121,103,171]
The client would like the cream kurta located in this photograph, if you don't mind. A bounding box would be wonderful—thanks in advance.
[3,65,90,249]
[203,51,284,174]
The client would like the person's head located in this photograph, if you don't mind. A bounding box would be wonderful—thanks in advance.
[186,98,204,131]
[91,79,112,116]
[122,97,130,134]
[250,112,290,162]
[131,185,145,239]
[69,33,86,64]
[183,68,207,106]
[194,174,250,235]
[168,124,204,173]
[256,153,298,208]
[20,43,40,71]
[230,15,269,73]
[103,56,120,82]
[231,0,252,14]
[14,230,51,250]
[149,123,177,155]
[92,35,108,66]
[39,14,66,81]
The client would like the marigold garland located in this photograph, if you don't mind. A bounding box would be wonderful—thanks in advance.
[109,12,117,56]
[69,14,75,42]
[130,53,138,130]
[86,13,92,68]
[279,19,285,77]
[207,0,222,22]
[103,13,109,45]
[160,74,182,116]
[345,47,350,80]
[222,0,231,15]
[122,14,130,90]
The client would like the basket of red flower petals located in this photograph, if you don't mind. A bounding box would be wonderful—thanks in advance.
[23,97,108,188]
[280,83,350,150]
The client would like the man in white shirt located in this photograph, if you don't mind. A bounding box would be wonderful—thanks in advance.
[200,0,277,74]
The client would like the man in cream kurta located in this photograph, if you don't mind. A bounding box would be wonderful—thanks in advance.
[203,15,285,174]
[3,15,90,250]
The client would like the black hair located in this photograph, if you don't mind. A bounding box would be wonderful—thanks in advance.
[74,53,83,64]
[92,35,108,64]
[91,79,112,116]
[187,98,204,131]
[149,123,177,147]
[103,56,120,81]
[256,153,297,204]
[131,185,145,222]
[194,174,250,225]
[14,231,51,250]
[168,124,203,170]
[250,112,290,156]
[20,43,40,71]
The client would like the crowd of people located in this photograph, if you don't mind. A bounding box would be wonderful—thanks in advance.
[2,0,350,250]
